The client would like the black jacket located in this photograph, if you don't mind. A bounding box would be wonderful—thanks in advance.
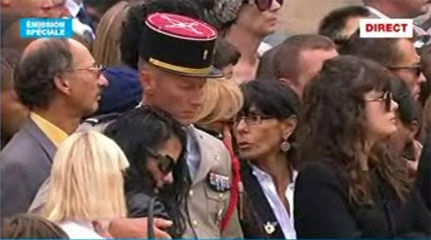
[294,161,431,239]
[239,162,287,239]
[417,134,430,210]
[127,190,170,219]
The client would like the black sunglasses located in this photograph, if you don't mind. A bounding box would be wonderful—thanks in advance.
[365,91,393,112]
[387,63,422,78]
[145,148,175,175]
[244,0,284,11]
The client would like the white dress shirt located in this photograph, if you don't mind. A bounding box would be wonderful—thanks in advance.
[250,164,298,239]
[365,6,390,19]
[59,221,104,239]
[65,0,82,17]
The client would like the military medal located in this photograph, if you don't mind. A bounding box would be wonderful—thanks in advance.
[263,221,277,234]
[207,171,231,192]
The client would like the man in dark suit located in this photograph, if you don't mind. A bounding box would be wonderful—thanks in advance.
[1,38,108,217]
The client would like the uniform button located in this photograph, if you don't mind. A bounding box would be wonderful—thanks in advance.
[189,190,194,196]
[216,208,224,222]
[192,220,198,227]
[218,193,224,199]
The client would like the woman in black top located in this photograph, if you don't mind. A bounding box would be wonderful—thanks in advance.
[234,80,301,239]
[294,56,431,238]
[104,106,190,238]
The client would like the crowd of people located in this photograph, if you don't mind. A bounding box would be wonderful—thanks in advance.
[0,0,430,239]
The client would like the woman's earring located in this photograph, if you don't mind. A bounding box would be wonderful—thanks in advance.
[281,140,290,152]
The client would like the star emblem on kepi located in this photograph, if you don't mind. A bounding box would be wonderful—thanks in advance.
[162,15,204,35]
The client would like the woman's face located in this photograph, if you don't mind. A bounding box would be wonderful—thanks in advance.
[146,136,182,189]
[364,90,399,141]
[236,0,282,37]
[233,106,296,161]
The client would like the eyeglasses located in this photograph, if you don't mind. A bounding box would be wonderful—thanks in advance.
[244,0,284,11]
[387,63,422,77]
[145,148,175,175]
[234,114,274,126]
[64,64,105,78]
[217,119,235,126]
[365,91,393,112]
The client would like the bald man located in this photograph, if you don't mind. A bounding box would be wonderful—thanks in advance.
[1,38,108,217]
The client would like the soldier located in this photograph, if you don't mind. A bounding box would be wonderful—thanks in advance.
[137,12,243,239]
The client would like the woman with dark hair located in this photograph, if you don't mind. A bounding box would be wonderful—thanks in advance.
[233,80,301,239]
[295,55,430,238]
[104,106,190,238]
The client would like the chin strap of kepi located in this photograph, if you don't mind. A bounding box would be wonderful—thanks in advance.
[147,197,157,239]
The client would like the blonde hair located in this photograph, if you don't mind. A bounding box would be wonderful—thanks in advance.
[92,1,129,66]
[193,78,243,124]
[42,131,129,222]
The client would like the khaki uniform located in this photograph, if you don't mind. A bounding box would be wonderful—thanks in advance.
[183,126,243,239]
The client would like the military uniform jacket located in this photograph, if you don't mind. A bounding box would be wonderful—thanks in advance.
[182,126,243,239]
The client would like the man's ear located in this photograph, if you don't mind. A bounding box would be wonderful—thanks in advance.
[279,77,300,96]
[281,116,298,140]
[140,70,155,95]
[53,74,71,95]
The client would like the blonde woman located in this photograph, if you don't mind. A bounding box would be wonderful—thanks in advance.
[41,131,129,239]
[193,77,244,137]
[192,77,244,231]
[92,1,129,66]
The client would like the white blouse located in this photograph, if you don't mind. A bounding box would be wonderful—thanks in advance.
[59,221,104,239]
[250,164,298,239]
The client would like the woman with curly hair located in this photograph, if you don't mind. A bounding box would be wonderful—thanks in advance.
[294,55,431,238]
[104,106,190,238]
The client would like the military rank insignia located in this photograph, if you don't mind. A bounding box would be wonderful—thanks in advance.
[207,171,231,192]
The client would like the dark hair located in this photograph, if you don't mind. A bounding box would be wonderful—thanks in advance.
[104,105,190,237]
[297,55,410,205]
[15,39,73,109]
[1,49,20,91]
[120,0,204,69]
[391,77,421,126]
[240,79,301,118]
[1,214,69,239]
[255,44,281,79]
[273,34,336,84]
[340,32,406,67]
[238,79,301,165]
[319,6,369,47]
[213,37,240,69]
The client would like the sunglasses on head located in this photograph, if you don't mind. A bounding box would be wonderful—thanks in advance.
[366,91,393,112]
[387,63,422,78]
[244,0,284,11]
[145,148,175,175]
